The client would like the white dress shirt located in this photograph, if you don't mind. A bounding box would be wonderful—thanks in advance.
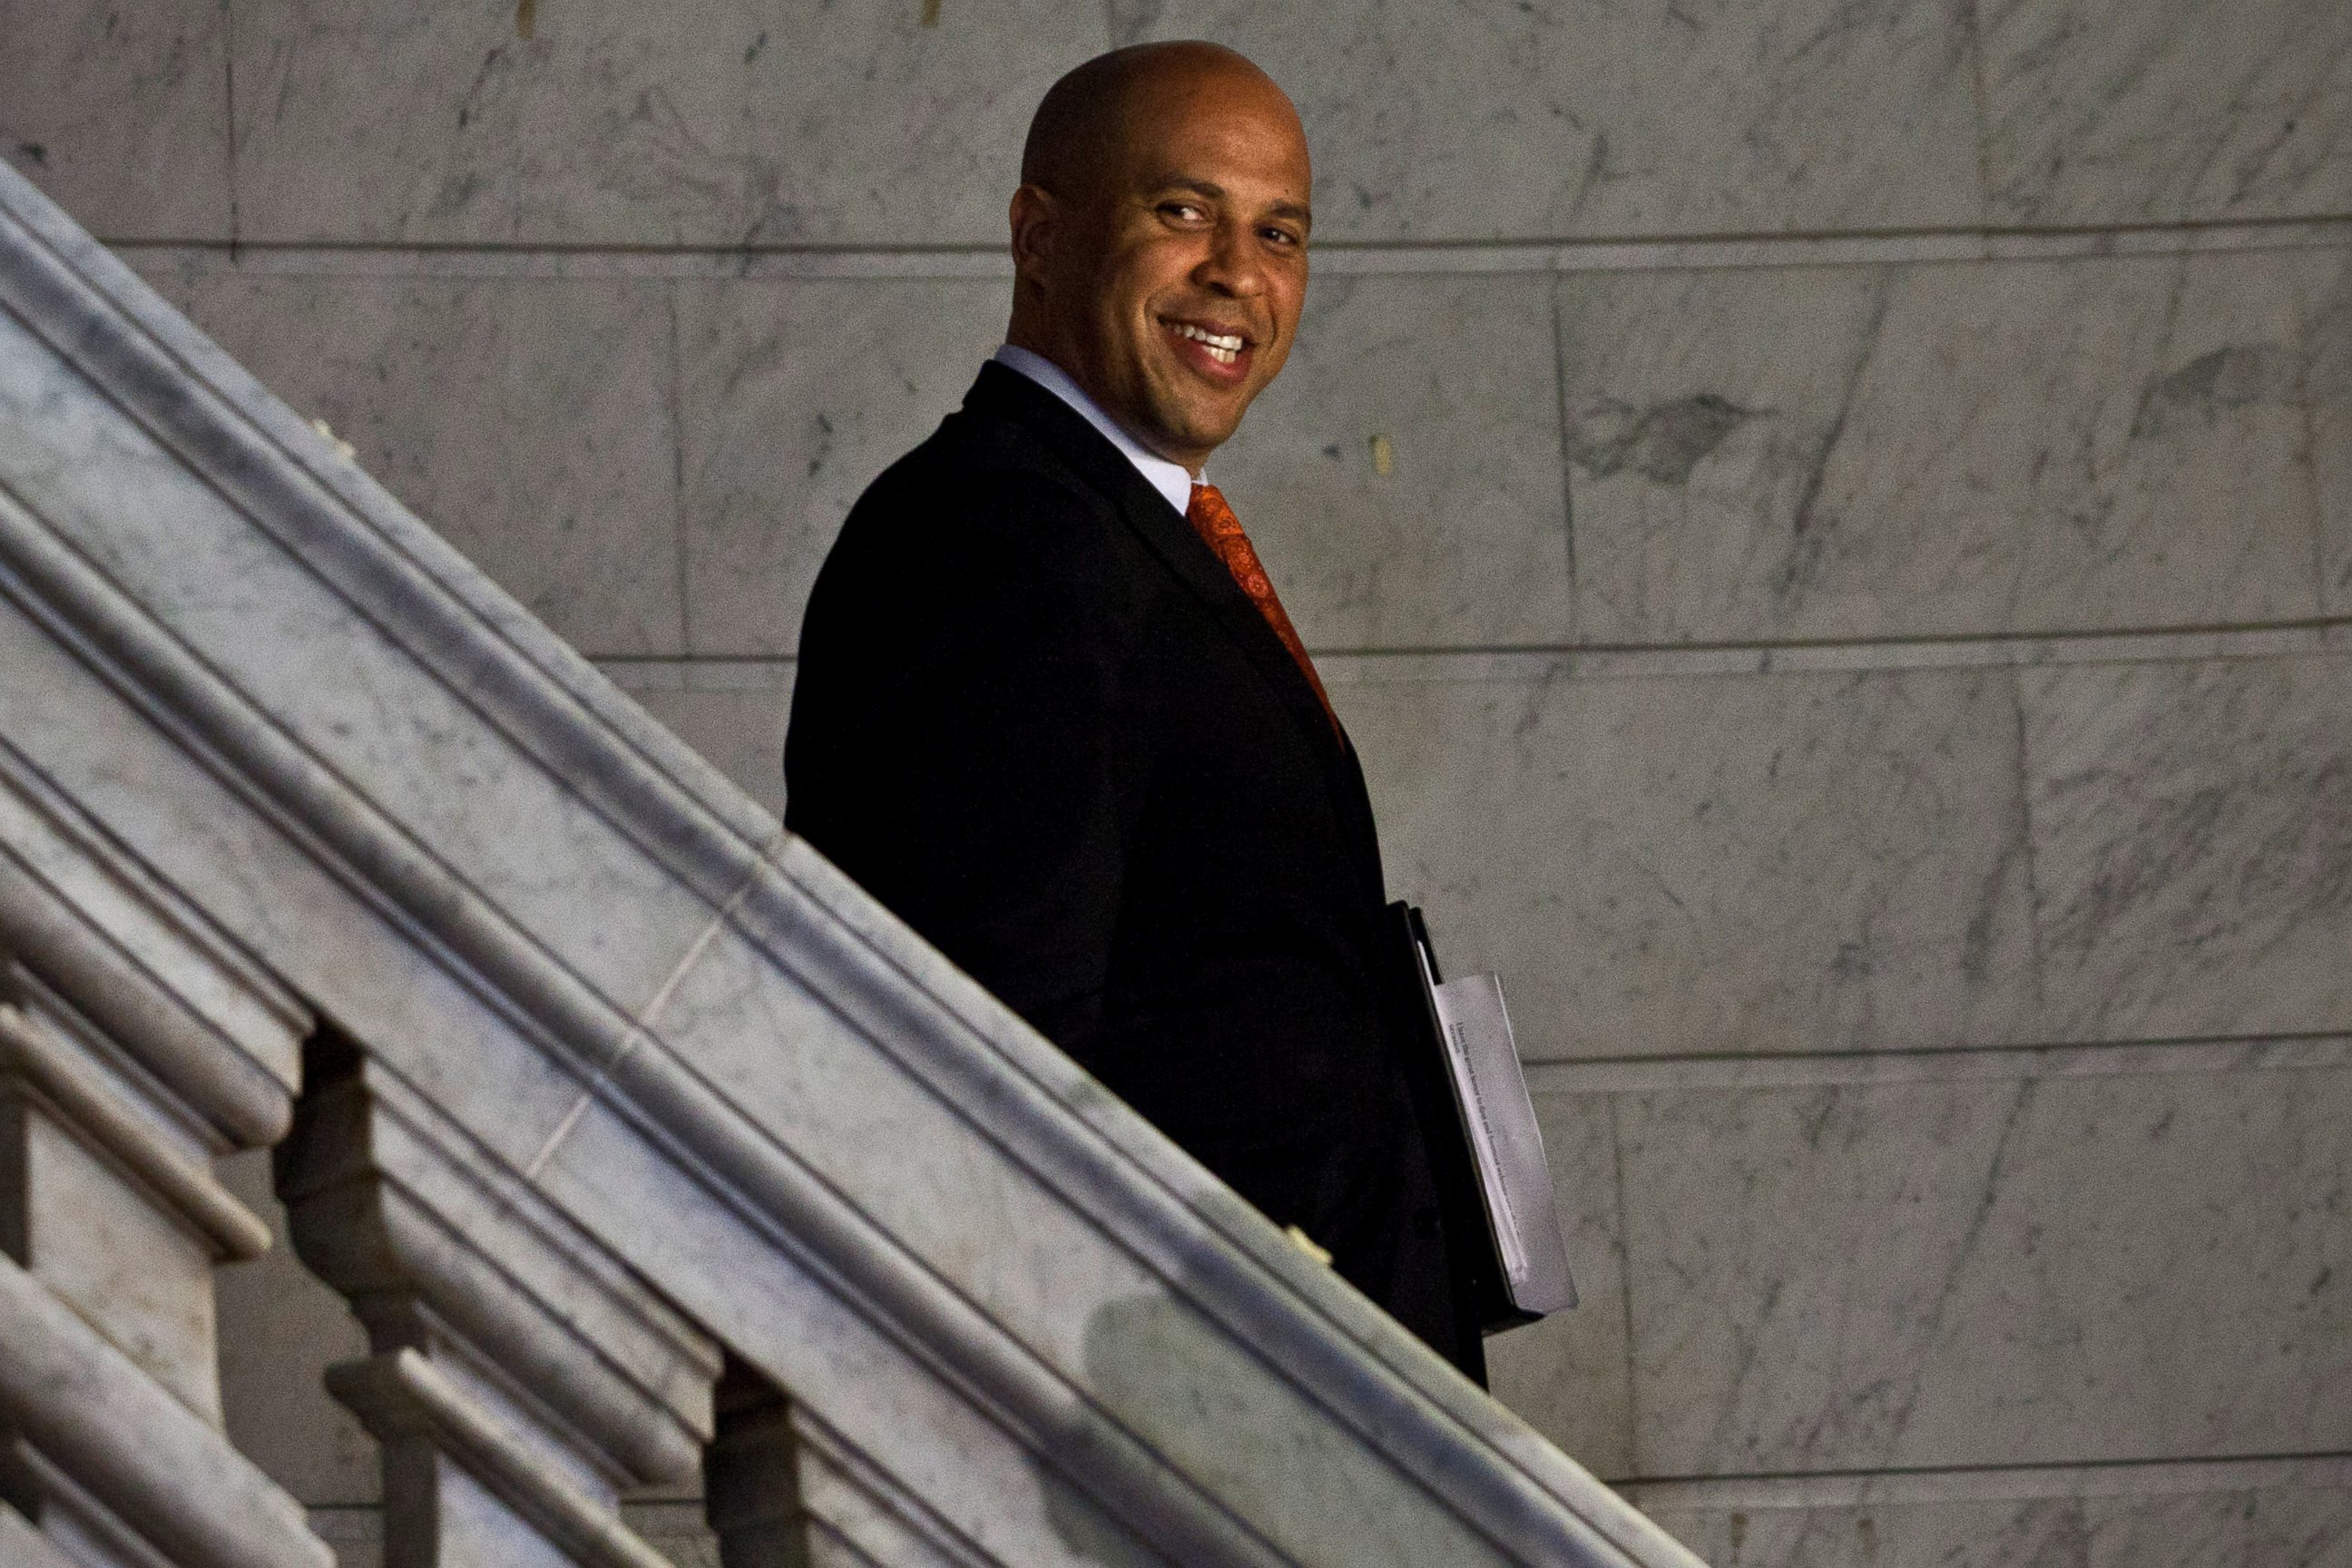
[991,344,1198,515]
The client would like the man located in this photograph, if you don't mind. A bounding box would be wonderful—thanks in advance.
[783,42,1483,1382]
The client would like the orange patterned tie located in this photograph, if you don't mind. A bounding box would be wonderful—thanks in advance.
[1185,483,1340,737]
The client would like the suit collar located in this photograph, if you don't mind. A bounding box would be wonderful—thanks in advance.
[963,365,1345,760]
[989,346,1196,514]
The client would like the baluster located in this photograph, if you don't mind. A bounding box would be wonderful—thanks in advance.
[0,758,328,1568]
[276,1033,722,1568]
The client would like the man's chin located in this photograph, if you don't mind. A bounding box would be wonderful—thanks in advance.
[1159,397,1251,461]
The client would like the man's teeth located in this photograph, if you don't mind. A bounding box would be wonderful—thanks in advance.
[1173,322,1244,365]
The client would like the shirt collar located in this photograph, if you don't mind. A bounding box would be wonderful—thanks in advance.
[991,345,1198,516]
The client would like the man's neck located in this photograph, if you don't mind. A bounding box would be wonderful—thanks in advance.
[998,331,1202,476]
[992,345,1200,515]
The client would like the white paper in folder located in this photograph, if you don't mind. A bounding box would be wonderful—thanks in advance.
[1428,972,1578,1317]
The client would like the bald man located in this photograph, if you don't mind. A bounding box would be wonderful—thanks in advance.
[784,44,1485,1382]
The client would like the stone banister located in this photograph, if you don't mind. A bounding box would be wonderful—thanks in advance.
[0,158,1702,1567]
[0,652,326,1566]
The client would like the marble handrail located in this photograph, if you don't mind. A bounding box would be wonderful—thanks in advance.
[0,1250,327,1568]
[0,155,1703,1568]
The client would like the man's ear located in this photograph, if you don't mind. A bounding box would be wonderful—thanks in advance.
[1009,184,1058,287]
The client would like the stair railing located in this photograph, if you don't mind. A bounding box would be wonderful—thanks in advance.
[0,159,1701,1568]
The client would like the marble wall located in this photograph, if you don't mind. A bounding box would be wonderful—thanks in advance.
[8,1,2349,1563]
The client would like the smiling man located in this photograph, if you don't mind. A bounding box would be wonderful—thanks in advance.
[783,42,1485,1382]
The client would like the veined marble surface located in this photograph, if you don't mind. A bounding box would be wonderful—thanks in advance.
[1111,0,1983,240]
[1344,663,2039,1063]
[175,270,686,658]
[676,277,1003,657]
[226,0,1107,247]
[2082,1486,2352,1568]
[1644,1496,2087,1568]
[1614,1063,2352,1475]
[1980,0,2352,226]
[230,0,754,246]
[1557,251,2321,644]
[1211,272,1573,650]
[734,0,1110,247]
[1348,645,2352,1062]
[1647,1484,2352,1568]
[2023,653,2352,1044]
[0,0,230,241]
[10,0,2350,251]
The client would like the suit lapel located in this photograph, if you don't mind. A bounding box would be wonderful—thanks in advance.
[967,365,1344,761]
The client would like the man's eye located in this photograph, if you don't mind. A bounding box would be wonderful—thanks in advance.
[1161,202,1204,221]
[1262,227,1301,247]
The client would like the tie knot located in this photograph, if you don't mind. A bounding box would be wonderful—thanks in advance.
[1187,482,1241,539]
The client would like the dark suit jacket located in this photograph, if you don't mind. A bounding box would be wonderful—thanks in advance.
[784,363,1482,1380]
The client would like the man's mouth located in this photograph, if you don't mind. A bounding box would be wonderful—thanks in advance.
[1172,321,1246,365]
[1164,318,1254,382]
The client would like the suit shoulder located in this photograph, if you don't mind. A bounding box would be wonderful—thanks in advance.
[834,416,1152,593]
[805,416,1163,653]
[864,409,1106,527]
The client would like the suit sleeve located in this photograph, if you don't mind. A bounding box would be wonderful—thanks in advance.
[783,475,1149,1049]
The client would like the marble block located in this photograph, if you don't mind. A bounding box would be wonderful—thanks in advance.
[179,271,684,658]
[1109,0,1981,240]
[1556,251,2319,644]
[1481,1093,1632,1479]
[740,0,1110,246]
[1341,663,2037,1061]
[1644,1496,2084,1568]
[2082,1485,2352,1568]
[2023,653,2352,1043]
[230,0,1106,246]
[677,278,1004,657]
[1210,272,1573,651]
[1980,0,2352,226]
[1614,1063,2352,1475]
[0,0,232,241]
[230,0,755,245]
[2082,1492,2245,1568]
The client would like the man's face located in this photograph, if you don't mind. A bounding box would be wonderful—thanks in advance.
[1019,69,1311,472]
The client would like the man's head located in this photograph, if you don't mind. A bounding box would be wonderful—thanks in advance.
[1005,43,1310,474]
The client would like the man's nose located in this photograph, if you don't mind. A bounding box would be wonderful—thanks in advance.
[1192,219,1268,298]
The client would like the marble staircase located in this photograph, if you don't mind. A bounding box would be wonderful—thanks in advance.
[0,159,1700,1568]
